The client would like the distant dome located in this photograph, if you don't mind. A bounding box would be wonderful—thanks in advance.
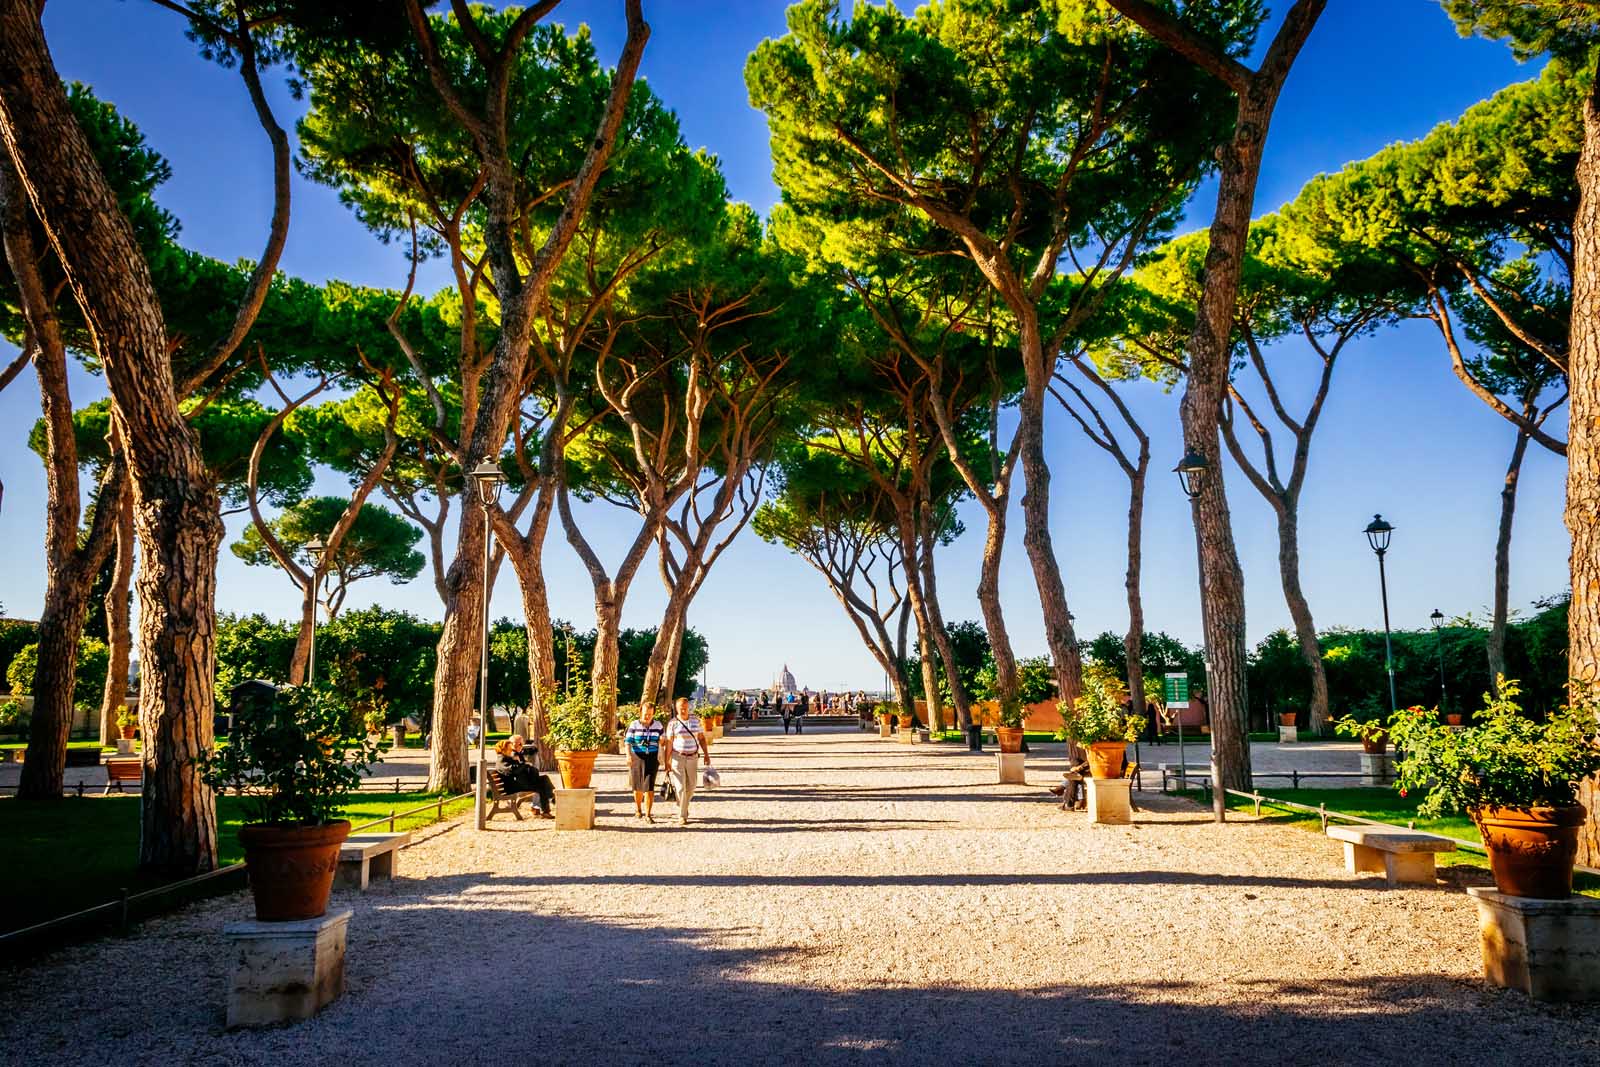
[779,664,797,691]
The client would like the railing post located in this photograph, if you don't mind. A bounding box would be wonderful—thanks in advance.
[1318,803,1327,831]
[389,809,396,832]
[395,776,401,794]
[1292,769,1300,790]
[118,887,130,932]
[1253,793,1262,818]
[438,795,444,822]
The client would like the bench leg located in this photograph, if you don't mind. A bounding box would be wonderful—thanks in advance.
[370,849,397,881]
[1343,842,1386,875]
[1384,852,1438,886]
[336,858,370,891]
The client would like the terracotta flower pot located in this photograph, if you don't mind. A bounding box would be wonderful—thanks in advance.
[1086,741,1127,779]
[556,749,599,789]
[996,726,1025,754]
[238,820,351,922]
[1445,714,1463,726]
[1279,712,1298,728]
[1472,803,1585,899]
[119,725,137,740]
[1360,733,1388,754]
[897,715,914,731]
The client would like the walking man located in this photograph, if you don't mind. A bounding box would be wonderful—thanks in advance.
[625,702,665,822]
[662,697,710,826]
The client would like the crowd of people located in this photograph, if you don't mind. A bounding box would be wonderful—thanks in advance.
[721,689,874,734]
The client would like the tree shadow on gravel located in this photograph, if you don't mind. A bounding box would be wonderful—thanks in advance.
[16,872,1596,1067]
[456,869,1380,892]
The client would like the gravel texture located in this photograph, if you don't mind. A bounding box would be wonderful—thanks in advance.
[4,726,1598,1065]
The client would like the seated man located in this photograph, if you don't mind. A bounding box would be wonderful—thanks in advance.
[495,736,555,818]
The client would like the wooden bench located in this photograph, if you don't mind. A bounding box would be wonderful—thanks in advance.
[1327,825,1455,886]
[336,832,411,890]
[103,756,143,793]
[487,769,536,821]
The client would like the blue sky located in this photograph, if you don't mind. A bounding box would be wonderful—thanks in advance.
[0,1,1568,693]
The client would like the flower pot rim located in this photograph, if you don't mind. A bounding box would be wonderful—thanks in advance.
[239,818,353,833]
[1470,802,1586,822]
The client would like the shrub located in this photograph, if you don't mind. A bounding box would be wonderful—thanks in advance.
[1386,678,1600,817]
[5,638,108,705]
[1058,663,1146,746]
[542,673,615,752]
[197,684,387,826]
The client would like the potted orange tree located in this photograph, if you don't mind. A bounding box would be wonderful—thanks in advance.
[1059,665,1145,778]
[1386,679,1600,899]
[198,684,386,921]
[543,677,613,789]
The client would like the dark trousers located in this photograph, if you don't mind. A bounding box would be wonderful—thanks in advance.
[795,715,804,733]
[782,713,792,734]
[533,775,554,814]
[967,724,983,752]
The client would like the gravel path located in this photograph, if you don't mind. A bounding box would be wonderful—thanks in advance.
[4,726,1597,1065]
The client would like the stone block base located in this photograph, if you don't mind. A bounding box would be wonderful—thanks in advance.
[1358,751,1395,787]
[898,729,913,744]
[223,908,351,1028]
[115,738,134,755]
[1277,725,1298,743]
[1086,777,1131,825]
[553,787,596,830]
[997,752,1025,785]
[1469,887,1600,1001]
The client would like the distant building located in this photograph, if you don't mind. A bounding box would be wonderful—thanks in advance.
[777,663,797,692]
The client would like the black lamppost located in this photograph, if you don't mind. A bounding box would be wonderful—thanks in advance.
[1175,447,1223,823]
[304,536,327,686]
[1364,514,1398,714]
[470,457,505,831]
[1430,608,1447,713]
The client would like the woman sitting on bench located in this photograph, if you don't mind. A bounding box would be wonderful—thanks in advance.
[496,736,555,818]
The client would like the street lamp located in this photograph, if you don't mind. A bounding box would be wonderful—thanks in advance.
[1430,608,1447,713]
[1175,447,1223,823]
[1364,514,1399,715]
[470,457,505,831]
[304,536,327,687]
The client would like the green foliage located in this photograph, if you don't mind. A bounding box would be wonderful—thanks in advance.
[230,495,425,597]
[5,638,108,705]
[114,705,138,732]
[1250,629,1312,716]
[1058,662,1145,745]
[0,620,39,693]
[1016,656,1057,706]
[197,684,387,826]
[0,699,24,735]
[215,614,298,700]
[1387,680,1600,816]
[541,673,615,753]
[319,607,440,724]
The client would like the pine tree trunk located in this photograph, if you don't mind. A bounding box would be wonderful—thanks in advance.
[592,593,623,735]
[1489,426,1532,688]
[1014,347,1083,708]
[1124,466,1148,722]
[1567,57,1600,866]
[1275,504,1331,733]
[288,586,315,686]
[427,504,485,793]
[643,583,694,706]
[919,514,970,730]
[975,502,1022,719]
[97,491,134,747]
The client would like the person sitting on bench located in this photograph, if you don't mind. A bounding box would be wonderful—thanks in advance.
[496,736,555,818]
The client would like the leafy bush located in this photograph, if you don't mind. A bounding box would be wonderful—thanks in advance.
[0,699,24,736]
[197,684,387,826]
[542,673,615,752]
[1387,679,1600,817]
[1017,656,1056,705]
[1058,663,1146,746]
[5,638,109,705]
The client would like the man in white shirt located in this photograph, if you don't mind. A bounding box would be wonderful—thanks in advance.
[661,697,710,825]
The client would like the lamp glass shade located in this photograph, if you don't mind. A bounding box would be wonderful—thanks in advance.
[469,457,505,507]
[1174,448,1209,500]
[1363,514,1393,554]
[1430,609,1444,628]
[303,536,327,563]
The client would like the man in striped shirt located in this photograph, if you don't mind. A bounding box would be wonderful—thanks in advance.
[662,696,710,826]
[625,703,665,822]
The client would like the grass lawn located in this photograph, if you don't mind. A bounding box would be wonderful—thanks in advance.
[0,790,473,937]
[1186,786,1600,898]
[0,740,113,752]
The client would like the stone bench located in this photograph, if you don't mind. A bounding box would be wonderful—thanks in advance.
[336,832,410,890]
[1327,825,1455,886]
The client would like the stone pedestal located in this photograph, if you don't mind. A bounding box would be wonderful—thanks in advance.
[115,738,134,755]
[223,909,351,1029]
[898,728,913,744]
[1277,725,1299,743]
[909,729,924,745]
[1086,777,1132,826]
[997,752,1025,784]
[879,721,892,738]
[1358,751,1395,787]
[553,787,596,830]
[1469,888,1600,1002]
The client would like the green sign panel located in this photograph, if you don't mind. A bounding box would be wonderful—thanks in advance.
[1163,672,1190,708]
